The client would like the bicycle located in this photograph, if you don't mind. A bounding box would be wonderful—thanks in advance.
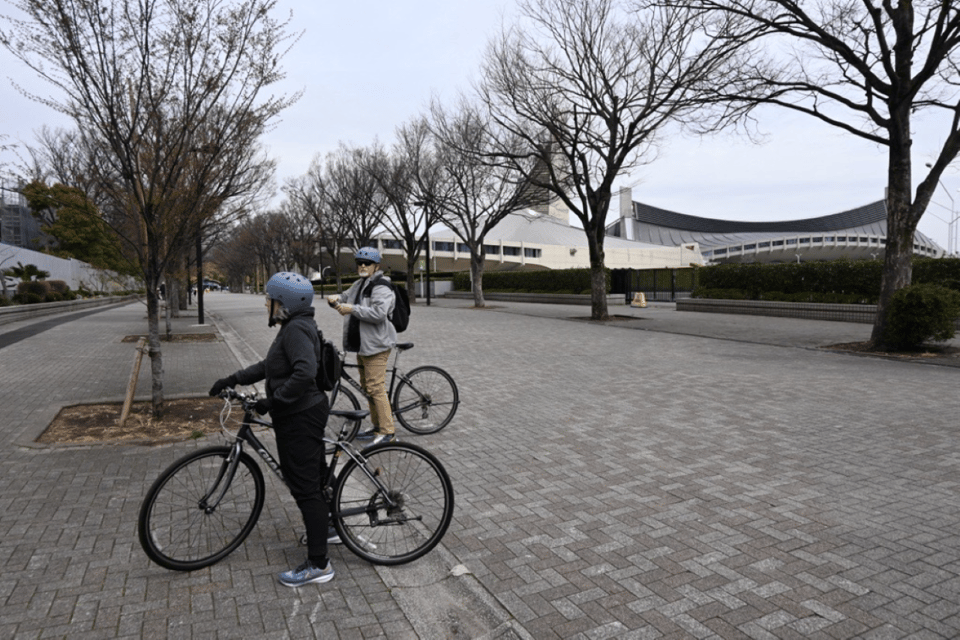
[331,342,459,440]
[137,389,455,571]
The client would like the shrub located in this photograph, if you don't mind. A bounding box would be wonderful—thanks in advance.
[14,292,45,305]
[47,280,70,294]
[453,268,608,293]
[17,280,50,298]
[883,283,960,350]
[0,295,12,307]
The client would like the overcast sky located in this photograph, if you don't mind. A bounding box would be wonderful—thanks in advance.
[2,0,958,250]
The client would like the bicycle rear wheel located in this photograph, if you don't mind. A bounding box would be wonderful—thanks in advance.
[138,446,265,571]
[331,442,454,565]
[393,366,459,435]
[328,385,362,452]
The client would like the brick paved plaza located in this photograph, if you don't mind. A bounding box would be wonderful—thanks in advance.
[1,295,959,639]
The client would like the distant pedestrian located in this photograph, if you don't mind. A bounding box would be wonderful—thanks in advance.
[327,247,397,444]
[209,271,337,588]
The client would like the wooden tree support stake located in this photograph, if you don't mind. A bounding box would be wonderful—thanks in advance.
[119,337,148,427]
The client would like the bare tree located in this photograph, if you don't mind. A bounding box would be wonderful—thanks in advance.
[324,144,388,251]
[480,0,760,320]
[669,0,960,347]
[429,98,550,307]
[1,0,297,416]
[358,120,442,300]
[293,147,387,284]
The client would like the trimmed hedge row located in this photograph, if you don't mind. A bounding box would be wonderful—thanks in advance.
[14,279,78,304]
[453,268,610,295]
[694,257,960,303]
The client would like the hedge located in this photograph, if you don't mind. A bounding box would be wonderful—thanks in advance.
[453,268,610,294]
[694,257,960,303]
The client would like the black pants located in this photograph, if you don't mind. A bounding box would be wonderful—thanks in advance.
[273,396,330,562]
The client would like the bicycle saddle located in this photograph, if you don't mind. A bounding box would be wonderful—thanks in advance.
[396,342,414,351]
[329,409,370,421]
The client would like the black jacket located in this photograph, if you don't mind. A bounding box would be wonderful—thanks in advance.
[234,307,324,418]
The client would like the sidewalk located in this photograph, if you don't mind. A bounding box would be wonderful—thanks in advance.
[2,295,959,639]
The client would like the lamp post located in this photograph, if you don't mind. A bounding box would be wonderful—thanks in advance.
[412,199,432,306]
[925,164,958,255]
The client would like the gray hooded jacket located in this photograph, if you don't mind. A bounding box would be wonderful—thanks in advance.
[334,271,397,356]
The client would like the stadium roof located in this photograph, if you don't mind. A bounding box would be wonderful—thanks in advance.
[607,197,943,263]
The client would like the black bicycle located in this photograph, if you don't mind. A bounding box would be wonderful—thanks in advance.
[331,342,459,440]
[138,389,454,571]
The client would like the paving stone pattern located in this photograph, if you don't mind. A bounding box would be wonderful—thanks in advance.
[1,296,959,639]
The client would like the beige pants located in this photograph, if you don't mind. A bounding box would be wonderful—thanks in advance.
[357,349,394,435]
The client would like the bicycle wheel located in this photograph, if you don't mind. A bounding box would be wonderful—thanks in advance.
[138,446,265,571]
[393,366,459,435]
[331,441,454,565]
[328,385,363,450]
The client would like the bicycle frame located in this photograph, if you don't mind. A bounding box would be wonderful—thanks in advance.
[211,399,402,518]
[331,348,432,420]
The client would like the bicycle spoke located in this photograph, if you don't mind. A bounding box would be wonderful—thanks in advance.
[332,443,453,565]
[393,367,459,435]
[139,447,265,571]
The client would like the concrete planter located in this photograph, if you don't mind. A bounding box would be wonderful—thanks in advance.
[0,295,137,326]
[443,291,624,306]
[676,298,876,323]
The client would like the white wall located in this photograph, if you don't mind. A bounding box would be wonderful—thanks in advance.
[0,243,136,294]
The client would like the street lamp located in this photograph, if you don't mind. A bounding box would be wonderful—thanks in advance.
[925,163,958,255]
[412,199,432,306]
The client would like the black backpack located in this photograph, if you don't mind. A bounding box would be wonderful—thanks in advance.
[364,277,411,333]
[315,329,342,392]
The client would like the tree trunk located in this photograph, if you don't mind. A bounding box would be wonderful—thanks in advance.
[870,109,915,348]
[586,232,608,321]
[471,252,485,308]
[870,198,914,347]
[145,283,165,420]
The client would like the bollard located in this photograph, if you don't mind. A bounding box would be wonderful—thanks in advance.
[630,292,647,308]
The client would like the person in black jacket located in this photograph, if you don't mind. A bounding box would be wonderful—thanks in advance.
[209,272,335,588]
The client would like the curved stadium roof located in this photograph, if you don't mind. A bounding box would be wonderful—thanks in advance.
[607,199,943,263]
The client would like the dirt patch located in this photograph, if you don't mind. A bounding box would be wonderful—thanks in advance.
[121,334,219,343]
[38,396,225,445]
[824,341,960,363]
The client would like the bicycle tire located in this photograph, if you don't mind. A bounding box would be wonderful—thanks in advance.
[328,385,363,451]
[138,446,265,571]
[392,366,459,435]
[331,441,454,565]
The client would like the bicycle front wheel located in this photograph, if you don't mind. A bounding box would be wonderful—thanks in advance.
[393,366,459,434]
[328,385,363,449]
[138,446,265,571]
[331,442,454,565]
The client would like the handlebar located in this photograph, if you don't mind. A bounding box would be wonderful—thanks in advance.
[219,387,369,422]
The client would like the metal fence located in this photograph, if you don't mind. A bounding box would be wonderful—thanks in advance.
[611,268,697,302]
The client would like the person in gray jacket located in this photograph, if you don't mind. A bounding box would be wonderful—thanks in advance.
[209,271,335,588]
[327,247,397,444]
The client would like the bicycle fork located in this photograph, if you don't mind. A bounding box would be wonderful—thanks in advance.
[198,441,245,514]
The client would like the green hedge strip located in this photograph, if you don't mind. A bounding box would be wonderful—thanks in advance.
[453,268,610,295]
[694,257,960,303]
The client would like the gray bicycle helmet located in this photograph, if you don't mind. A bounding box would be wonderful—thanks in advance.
[265,271,314,314]
[354,246,381,264]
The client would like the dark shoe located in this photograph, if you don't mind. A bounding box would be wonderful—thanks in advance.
[371,433,397,445]
[355,429,377,440]
[327,527,341,545]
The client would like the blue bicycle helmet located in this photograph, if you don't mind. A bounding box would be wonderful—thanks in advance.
[265,271,314,314]
[354,246,381,264]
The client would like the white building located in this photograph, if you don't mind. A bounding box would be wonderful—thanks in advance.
[339,194,702,275]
